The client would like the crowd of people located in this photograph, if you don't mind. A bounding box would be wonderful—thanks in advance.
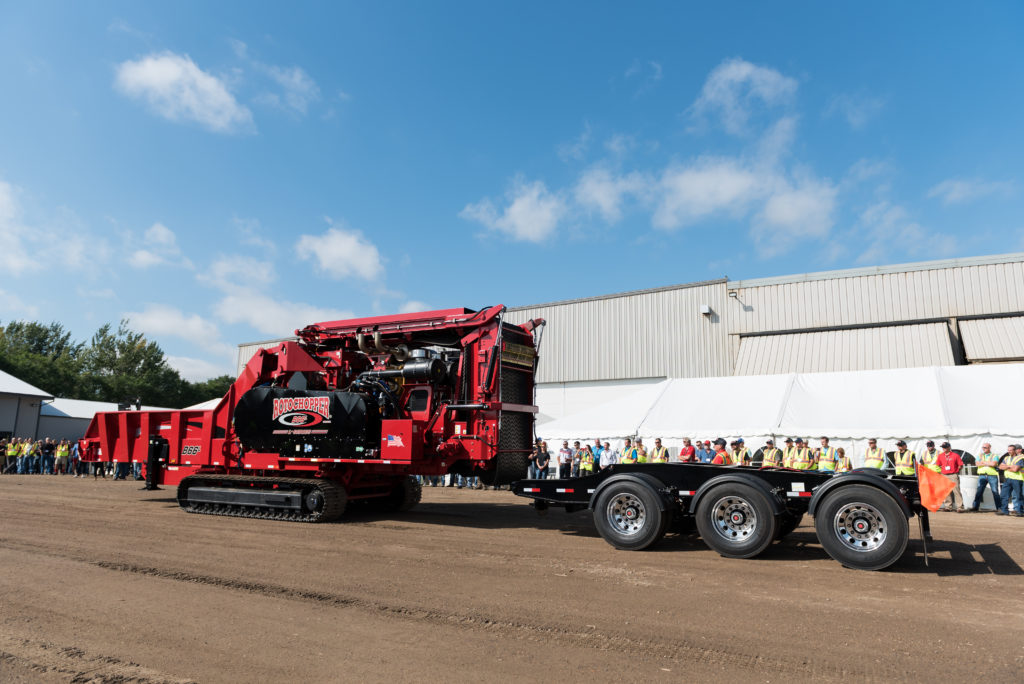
[530,436,1024,516]
[1,437,142,480]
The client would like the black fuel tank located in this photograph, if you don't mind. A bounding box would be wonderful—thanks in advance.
[233,387,381,457]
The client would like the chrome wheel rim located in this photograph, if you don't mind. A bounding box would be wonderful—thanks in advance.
[607,493,647,536]
[833,502,887,552]
[710,496,758,543]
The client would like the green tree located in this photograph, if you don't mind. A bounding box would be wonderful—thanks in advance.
[0,321,85,396]
[81,320,188,406]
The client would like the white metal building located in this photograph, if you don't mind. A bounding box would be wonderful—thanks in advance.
[503,252,1024,422]
[0,369,51,440]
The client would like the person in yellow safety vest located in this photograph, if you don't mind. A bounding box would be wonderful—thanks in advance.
[620,438,639,465]
[789,438,816,470]
[919,440,941,473]
[579,445,596,475]
[863,438,888,470]
[997,444,1024,516]
[969,442,1001,512]
[55,440,70,475]
[650,438,669,463]
[817,437,838,472]
[892,440,916,477]
[710,438,732,465]
[835,447,852,472]
[760,439,782,468]
[731,439,749,466]
[634,438,648,463]
[5,438,18,473]
[781,437,796,467]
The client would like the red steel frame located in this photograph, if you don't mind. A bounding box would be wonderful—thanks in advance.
[79,305,542,496]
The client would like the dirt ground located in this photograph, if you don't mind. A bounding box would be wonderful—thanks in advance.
[1,476,1022,683]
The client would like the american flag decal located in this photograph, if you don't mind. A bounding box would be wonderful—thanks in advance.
[386,434,405,447]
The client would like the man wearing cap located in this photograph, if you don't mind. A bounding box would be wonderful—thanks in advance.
[892,440,916,477]
[781,438,796,468]
[789,438,816,470]
[634,438,648,464]
[817,437,838,473]
[920,440,941,473]
[698,441,714,463]
[710,439,732,465]
[761,439,782,468]
[678,438,696,463]
[997,444,1023,516]
[864,439,888,470]
[732,439,750,466]
[835,448,852,472]
[936,441,965,512]
[970,443,1001,512]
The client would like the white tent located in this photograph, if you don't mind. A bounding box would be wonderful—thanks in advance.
[536,381,670,444]
[535,364,1024,466]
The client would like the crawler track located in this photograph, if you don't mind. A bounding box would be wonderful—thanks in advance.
[177,473,345,522]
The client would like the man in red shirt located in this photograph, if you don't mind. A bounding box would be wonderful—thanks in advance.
[936,441,965,512]
[678,437,696,463]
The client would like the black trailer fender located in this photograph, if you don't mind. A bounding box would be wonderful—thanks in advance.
[687,473,786,517]
[589,472,673,512]
[808,472,912,519]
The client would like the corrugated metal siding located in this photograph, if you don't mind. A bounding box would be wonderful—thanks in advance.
[236,339,297,375]
[505,282,730,383]
[960,316,1024,362]
[729,262,1024,334]
[734,323,955,375]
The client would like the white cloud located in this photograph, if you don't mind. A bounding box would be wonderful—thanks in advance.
[855,201,957,264]
[233,216,276,252]
[460,177,567,242]
[231,40,321,116]
[216,293,353,337]
[295,222,383,280]
[574,166,649,223]
[604,134,636,157]
[753,176,838,256]
[399,300,429,313]
[127,222,191,269]
[199,255,277,293]
[115,51,253,133]
[557,123,591,162]
[125,303,234,357]
[825,93,885,129]
[0,289,39,318]
[624,59,663,97]
[165,355,234,382]
[0,179,107,276]
[926,178,1015,205]
[653,158,766,229]
[689,57,798,135]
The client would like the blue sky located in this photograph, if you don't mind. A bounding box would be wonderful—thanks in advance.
[1,2,1023,380]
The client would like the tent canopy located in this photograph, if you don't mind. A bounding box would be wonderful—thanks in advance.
[535,364,1024,459]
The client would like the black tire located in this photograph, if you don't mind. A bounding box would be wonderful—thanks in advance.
[695,483,779,558]
[384,476,422,513]
[813,484,909,570]
[775,512,804,540]
[592,480,669,551]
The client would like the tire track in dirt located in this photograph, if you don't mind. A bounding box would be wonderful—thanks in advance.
[0,635,196,684]
[0,537,897,682]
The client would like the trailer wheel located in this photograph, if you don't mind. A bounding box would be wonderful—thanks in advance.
[593,481,669,551]
[695,483,778,558]
[813,485,909,570]
[775,512,803,540]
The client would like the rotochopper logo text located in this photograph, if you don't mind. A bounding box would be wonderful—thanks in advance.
[272,396,331,427]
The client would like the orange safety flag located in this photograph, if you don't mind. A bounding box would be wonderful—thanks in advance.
[917,463,956,511]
